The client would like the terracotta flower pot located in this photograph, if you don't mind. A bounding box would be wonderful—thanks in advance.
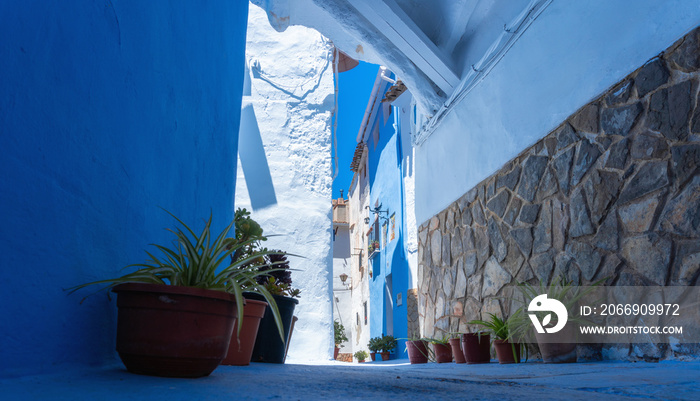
[493,339,522,364]
[380,351,390,361]
[535,324,577,363]
[221,298,268,366]
[406,340,429,364]
[112,283,237,378]
[449,338,465,363]
[461,333,491,364]
[370,352,376,361]
[334,346,340,360]
[433,343,453,363]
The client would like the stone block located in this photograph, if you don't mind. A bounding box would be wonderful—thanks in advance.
[618,194,661,233]
[666,27,700,72]
[565,240,602,282]
[464,251,478,277]
[647,80,693,141]
[605,79,634,106]
[631,132,669,160]
[622,233,671,285]
[584,170,622,225]
[430,230,442,266]
[467,274,482,302]
[659,175,700,237]
[454,260,468,298]
[601,102,642,136]
[488,217,507,262]
[536,167,559,200]
[496,165,521,190]
[555,123,579,152]
[518,203,540,225]
[634,58,669,97]
[570,103,599,133]
[605,138,629,170]
[531,248,556,284]
[569,187,594,238]
[510,227,533,258]
[504,196,522,226]
[673,240,700,285]
[533,199,552,254]
[471,201,486,226]
[517,155,549,202]
[474,228,490,268]
[618,161,669,204]
[593,210,619,252]
[571,139,602,188]
[482,256,512,297]
[442,232,452,267]
[552,199,569,251]
[486,190,510,218]
[670,144,700,187]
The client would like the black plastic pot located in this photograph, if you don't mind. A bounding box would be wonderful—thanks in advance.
[247,293,299,364]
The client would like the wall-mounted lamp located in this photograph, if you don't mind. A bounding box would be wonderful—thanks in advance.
[339,273,348,285]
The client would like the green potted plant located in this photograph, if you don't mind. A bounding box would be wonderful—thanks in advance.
[406,337,429,364]
[513,277,604,363]
[334,321,349,360]
[427,336,453,363]
[68,210,284,377]
[354,350,369,363]
[368,337,382,361]
[468,312,526,364]
[448,334,465,363]
[379,335,397,361]
[460,331,491,364]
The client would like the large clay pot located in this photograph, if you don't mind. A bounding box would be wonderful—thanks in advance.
[221,298,268,366]
[433,343,453,363]
[380,351,390,361]
[461,333,491,364]
[535,324,577,363]
[493,339,522,364]
[112,283,237,378]
[449,338,465,363]
[334,346,340,360]
[248,293,299,364]
[406,340,429,364]
[370,352,376,361]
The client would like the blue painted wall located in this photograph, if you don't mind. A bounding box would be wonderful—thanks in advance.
[0,1,248,377]
[367,91,410,359]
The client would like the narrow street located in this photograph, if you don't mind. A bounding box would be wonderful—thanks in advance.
[4,360,698,400]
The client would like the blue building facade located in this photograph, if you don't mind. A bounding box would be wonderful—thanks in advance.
[0,1,249,377]
[363,72,415,359]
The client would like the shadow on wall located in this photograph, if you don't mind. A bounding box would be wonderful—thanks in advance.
[238,102,277,210]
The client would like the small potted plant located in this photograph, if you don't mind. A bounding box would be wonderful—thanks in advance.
[354,350,369,363]
[427,336,453,363]
[368,337,382,361]
[460,331,491,364]
[379,335,397,361]
[469,313,526,364]
[406,338,429,364]
[448,334,466,363]
[334,321,349,360]
[68,210,283,377]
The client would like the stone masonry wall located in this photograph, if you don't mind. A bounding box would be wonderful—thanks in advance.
[416,27,700,360]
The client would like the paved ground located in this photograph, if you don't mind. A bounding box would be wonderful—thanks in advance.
[2,359,698,400]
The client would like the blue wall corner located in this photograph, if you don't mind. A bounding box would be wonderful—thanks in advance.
[0,1,248,377]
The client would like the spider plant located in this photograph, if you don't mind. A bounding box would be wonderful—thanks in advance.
[68,209,289,341]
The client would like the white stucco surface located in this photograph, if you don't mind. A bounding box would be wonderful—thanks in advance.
[415,1,700,223]
[236,4,335,361]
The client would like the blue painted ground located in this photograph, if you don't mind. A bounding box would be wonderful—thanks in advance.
[2,359,697,400]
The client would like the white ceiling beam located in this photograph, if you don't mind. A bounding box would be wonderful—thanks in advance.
[350,0,460,95]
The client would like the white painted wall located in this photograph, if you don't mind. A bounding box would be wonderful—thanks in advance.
[415,1,700,223]
[332,220,352,353]
[236,4,335,362]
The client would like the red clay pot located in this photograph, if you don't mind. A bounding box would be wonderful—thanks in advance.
[380,351,390,361]
[493,339,522,364]
[370,352,376,361]
[461,333,491,364]
[406,340,429,364]
[433,343,453,363]
[449,338,465,363]
[112,283,237,378]
[334,346,340,360]
[535,324,577,363]
[221,298,267,366]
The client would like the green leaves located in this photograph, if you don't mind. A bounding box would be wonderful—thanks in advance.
[67,209,292,343]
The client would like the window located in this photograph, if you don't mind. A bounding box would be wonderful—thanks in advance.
[363,301,368,325]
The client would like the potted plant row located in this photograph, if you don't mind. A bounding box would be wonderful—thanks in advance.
[68,208,293,377]
[367,335,396,361]
[468,312,526,364]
